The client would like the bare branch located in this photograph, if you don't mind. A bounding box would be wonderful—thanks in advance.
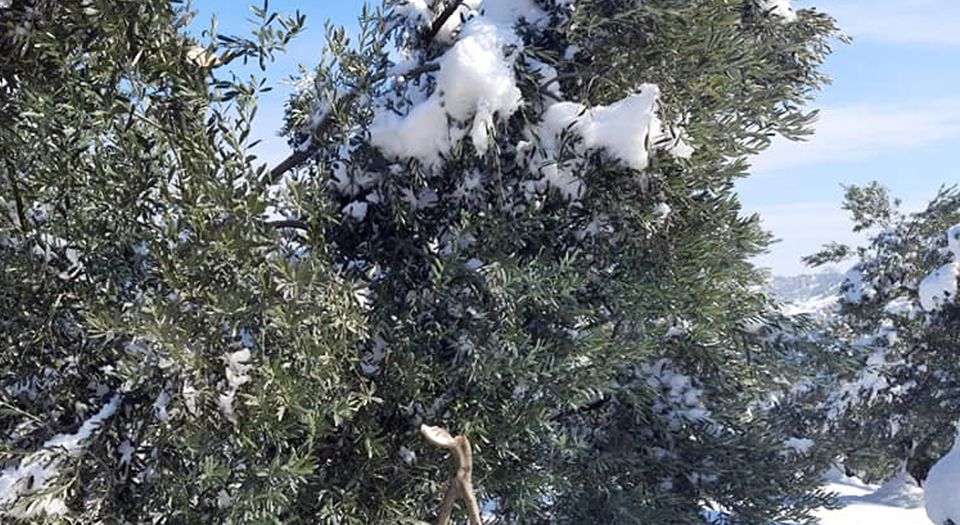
[421,424,482,525]
[264,219,310,230]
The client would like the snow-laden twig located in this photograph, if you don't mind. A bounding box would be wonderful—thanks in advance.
[0,395,122,518]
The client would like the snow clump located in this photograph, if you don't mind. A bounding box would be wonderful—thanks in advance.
[926,432,960,525]
[918,224,960,311]
[757,0,797,21]
[370,17,523,166]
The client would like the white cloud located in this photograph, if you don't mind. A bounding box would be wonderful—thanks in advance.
[810,0,960,46]
[751,98,960,173]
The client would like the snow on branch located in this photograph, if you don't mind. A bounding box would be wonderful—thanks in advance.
[0,395,122,519]
[370,16,522,167]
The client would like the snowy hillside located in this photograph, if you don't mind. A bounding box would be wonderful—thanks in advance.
[770,271,844,303]
[769,271,843,316]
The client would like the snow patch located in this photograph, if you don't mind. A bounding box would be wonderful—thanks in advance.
[926,433,960,525]
[817,468,927,525]
[947,223,960,259]
[537,85,660,172]
[527,85,660,198]
[758,0,797,22]
[0,395,122,518]
[370,17,522,166]
[782,437,814,455]
[218,349,252,423]
[918,262,959,311]
[841,266,876,304]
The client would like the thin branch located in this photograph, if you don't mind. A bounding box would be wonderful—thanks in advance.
[4,160,28,231]
[266,62,440,186]
[264,219,310,230]
[426,1,464,43]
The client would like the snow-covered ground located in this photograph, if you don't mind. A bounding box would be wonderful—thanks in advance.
[817,469,930,525]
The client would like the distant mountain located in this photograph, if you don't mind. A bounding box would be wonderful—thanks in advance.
[769,271,844,316]
[770,271,844,303]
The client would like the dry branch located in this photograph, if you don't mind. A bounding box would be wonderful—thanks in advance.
[421,424,482,525]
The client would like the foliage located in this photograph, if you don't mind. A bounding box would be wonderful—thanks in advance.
[809,184,960,484]
[1,0,842,523]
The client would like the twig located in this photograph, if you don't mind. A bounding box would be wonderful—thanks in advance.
[426,1,464,43]
[421,424,482,525]
[264,219,310,230]
[4,160,28,231]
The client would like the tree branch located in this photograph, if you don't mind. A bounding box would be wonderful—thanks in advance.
[264,10,450,186]
[421,424,482,525]
[4,160,28,231]
[426,1,464,43]
[264,219,310,230]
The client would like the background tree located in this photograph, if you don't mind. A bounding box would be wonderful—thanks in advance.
[808,183,960,485]
[1,0,842,523]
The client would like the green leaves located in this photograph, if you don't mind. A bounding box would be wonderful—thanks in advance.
[0,0,847,523]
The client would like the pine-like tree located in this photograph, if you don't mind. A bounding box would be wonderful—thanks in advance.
[2,0,842,523]
[809,183,960,485]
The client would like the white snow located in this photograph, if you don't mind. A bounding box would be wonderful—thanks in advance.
[527,85,660,198]
[398,446,417,465]
[925,434,960,525]
[653,202,672,220]
[537,85,660,172]
[817,468,928,525]
[947,223,960,259]
[782,294,838,317]
[758,0,797,22]
[218,349,252,423]
[370,17,522,166]
[841,266,876,304]
[0,395,122,518]
[436,19,523,154]
[669,135,695,159]
[884,296,920,319]
[394,0,432,27]
[782,437,815,455]
[918,224,960,311]
[827,347,891,420]
[527,57,562,98]
[641,359,715,430]
[918,262,959,311]
[343,201,369,221]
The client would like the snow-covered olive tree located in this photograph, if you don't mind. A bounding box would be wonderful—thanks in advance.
[809,183,960,486]
[2,0,842,523]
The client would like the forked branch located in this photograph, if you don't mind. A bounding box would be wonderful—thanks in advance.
[421,424,482,525]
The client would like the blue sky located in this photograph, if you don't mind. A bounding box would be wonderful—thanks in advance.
[192,0,960,275]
